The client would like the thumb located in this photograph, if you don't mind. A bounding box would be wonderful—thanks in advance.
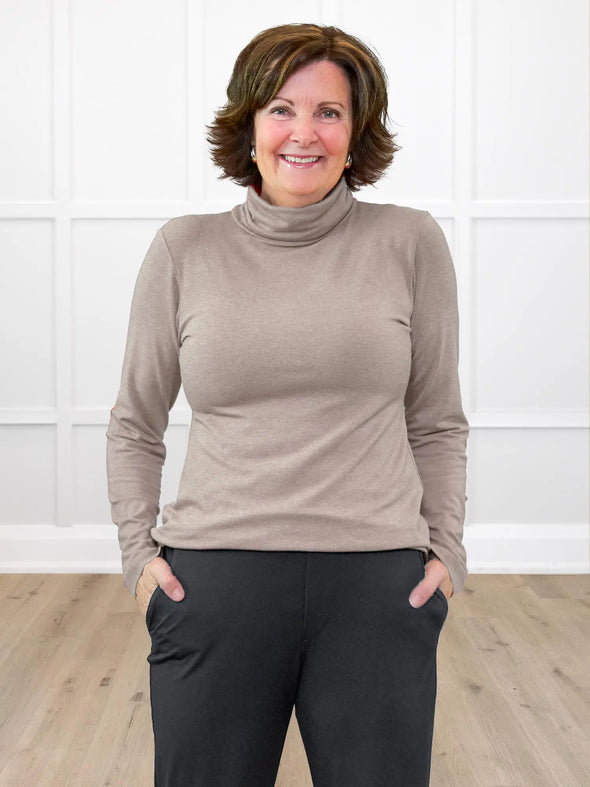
[408,577,430,609]
[156,566,185,602]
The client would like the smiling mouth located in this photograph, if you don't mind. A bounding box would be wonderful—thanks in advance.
[279,154,323,167]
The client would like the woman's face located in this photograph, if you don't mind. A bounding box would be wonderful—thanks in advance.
[252,60,353,208]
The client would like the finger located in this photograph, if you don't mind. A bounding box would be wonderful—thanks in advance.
[166,581,185,601]
[408,582,426,608]
[409,581,439,608]
[156,575,185,602]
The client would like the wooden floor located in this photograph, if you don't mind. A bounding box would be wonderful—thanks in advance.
[0,571,588,786]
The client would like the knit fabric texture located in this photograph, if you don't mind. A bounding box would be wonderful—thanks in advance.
[106,176,469,599]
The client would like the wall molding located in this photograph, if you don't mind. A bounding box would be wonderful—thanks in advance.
[0,523,587,576]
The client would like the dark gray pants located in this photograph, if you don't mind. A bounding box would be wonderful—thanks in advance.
[145,546,448,786]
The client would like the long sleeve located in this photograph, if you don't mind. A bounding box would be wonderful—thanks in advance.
[106,227,182,598]
[404,212,469,596]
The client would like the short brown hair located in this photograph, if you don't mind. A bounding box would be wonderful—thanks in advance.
[206,23,401,191]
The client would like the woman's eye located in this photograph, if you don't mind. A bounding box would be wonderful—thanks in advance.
[269,107,340,119]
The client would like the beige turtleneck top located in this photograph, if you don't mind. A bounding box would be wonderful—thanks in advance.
[106,176,469,599]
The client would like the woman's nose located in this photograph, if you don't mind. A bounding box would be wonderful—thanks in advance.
[290,116,319,146]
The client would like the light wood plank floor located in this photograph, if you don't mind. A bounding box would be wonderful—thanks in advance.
[0,571,588,786]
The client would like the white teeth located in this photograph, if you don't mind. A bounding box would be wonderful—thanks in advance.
[282,155,320,163]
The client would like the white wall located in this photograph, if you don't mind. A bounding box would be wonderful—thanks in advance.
[0,0,588,577]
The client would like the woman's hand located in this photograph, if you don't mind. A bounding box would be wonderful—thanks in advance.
[409,556,454,608]
[136,555,185,618]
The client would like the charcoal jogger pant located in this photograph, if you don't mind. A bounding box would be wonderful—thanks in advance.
[145,546,448,786]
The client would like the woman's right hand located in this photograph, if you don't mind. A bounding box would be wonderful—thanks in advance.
[136,555,185,618]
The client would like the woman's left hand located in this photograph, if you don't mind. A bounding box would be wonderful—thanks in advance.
[409,556,454,607]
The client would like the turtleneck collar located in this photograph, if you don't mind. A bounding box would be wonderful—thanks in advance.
[231,176,356,246]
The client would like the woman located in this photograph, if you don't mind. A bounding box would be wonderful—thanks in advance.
[106,22,469,787]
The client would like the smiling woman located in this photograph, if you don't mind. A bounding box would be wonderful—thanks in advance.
[108,20,469,787]
[251,59,353,206]
[206,22,401,196]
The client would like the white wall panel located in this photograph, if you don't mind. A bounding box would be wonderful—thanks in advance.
[0,426,56,523]
[72,425,107,524]
[474,217,589,411]
[0,0,52,201]
[474,0,589,200]
[0,220,54,407]
[468,428,589,524]
[70,0,187,200]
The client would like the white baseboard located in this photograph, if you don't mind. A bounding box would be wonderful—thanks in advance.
[0,523,587,574]
[460,522,589,573]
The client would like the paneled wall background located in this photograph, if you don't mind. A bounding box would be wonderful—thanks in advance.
[1,0,588,579]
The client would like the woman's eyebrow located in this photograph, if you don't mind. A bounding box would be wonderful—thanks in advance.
[271,96,345,108]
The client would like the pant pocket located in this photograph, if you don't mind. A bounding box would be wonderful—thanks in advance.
[415,549,448,619]
[145,545,170,631]
[433,586,449,610]
[145,584,163,630]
